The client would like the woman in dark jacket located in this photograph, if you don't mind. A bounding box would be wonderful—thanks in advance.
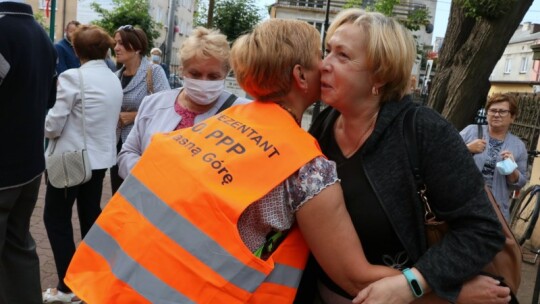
[298,8,509,304]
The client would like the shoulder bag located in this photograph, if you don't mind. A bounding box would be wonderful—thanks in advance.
[403,106,522,295]
[146,65,154,94]
[46,69,92,189]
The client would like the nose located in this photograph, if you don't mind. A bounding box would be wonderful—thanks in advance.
[321,56,331,72]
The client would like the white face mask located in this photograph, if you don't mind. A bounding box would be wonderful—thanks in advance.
[183,77,225,105]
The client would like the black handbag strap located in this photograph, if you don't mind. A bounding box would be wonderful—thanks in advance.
[404,106,445,225]
[403,106,423,187]
[217,93,238,114]
[477,124,483,139]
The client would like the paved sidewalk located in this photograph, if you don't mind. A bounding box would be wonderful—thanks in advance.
[31,173,540,303]
[32,174,112,291]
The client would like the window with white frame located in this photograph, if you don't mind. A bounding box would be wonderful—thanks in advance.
[155,6,164,24]
[290,0,323,8]
[302,20,324,40]
[39,0,49,9]
[504,58,512,74]
[520,57,529,74]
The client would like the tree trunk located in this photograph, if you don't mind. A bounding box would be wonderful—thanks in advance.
[208,0,215,28]
[427,0,533,131]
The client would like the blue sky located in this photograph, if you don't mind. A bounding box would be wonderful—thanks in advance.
[254,0,540,44]
[433,1,540,40]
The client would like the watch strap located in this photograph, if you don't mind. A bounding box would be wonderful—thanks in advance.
[402,268,424,298]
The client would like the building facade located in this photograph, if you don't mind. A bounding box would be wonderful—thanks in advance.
[490,22,540,94]
[27,0,78,41]
[268,0,437,90]
[28,0,194,73]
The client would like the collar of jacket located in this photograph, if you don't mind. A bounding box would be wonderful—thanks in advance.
[361,94,414,155]
[0,1,33,17]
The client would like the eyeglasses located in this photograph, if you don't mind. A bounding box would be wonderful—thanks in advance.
[117,25,134,31]
[487,109,511,117]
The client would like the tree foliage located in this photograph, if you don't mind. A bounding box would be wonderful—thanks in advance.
[195,0,261,42]
[34,10,49,33]
[194,0,208,28]
[90,0,161,53]
[427,0,533,129]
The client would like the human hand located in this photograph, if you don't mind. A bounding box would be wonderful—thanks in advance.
[353,274,415,304]
[500,150,515,162]
[456,275,511,304]
[468,139,486,154]
[118,111,137,128]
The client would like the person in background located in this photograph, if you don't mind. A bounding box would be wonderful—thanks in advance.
[55,20,81,74]
[42,25,123,303]
[0,0,57,303]
[65,19,407,303]
[110,25,170,194]
[297,8,508,304]
[150,47,170,78]
[105,48,116,72]
[118,27,249,178]
[460,93,527,221]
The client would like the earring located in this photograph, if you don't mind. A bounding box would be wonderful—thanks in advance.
[372,86,379,96]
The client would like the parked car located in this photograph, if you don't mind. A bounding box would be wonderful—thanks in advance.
[169,74,183,89]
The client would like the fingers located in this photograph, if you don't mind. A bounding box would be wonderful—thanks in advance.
[494,285,510,298]
[352,286,370,304]
[500,150,514,161]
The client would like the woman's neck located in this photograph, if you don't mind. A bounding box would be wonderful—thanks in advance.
[123,56,142,76]
[275,99,305,126]
[489,126,507,140]
[176,90,213,114]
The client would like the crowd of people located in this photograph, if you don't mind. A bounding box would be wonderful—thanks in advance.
[0,0,529,303]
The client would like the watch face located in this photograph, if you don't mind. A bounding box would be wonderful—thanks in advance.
[411,279,422,296]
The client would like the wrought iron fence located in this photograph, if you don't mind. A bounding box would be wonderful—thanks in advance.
[510,93,540,158]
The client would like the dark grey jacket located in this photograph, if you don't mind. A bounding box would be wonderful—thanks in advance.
[310,97,505,302]
[0,2,57,189]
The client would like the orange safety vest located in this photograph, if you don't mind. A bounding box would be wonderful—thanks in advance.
[65,101,323,304]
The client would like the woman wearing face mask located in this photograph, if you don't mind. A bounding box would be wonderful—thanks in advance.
[150,47,170,79]
[117,27,250,179]
[110,25,170,193]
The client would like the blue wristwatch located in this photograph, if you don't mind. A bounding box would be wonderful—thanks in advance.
[402,268,424,298]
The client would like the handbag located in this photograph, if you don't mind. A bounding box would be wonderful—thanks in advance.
[403,106,522,295]
[46,69,92,189]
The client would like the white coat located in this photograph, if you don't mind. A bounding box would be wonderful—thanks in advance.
[45,60,123,169]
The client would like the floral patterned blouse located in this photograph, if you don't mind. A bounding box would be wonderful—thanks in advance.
[238,156,339,252]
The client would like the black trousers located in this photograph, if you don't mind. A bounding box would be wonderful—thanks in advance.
[43,168,106,293]
[110,139,124,195]
[0,175,42,304]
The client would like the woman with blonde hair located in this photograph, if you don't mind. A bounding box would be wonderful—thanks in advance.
[64,19,404,303]
[117,27,249,179]
[298,8,511,304]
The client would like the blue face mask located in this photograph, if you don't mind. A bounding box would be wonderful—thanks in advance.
[151,55,161,63]
[496,158,517,175]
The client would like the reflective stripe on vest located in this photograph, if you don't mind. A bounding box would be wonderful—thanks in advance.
[65,102,322,303]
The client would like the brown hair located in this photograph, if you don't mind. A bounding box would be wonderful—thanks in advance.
[231,19,320,100]
[486,93,519,118]
[72,25,114,61]
[114,26,148,55]
[66,20,80,30]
